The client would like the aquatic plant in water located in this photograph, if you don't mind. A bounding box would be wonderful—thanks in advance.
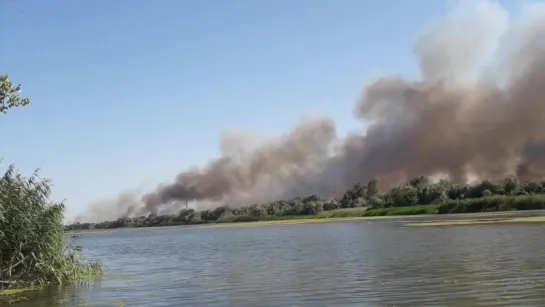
[0,164,102,290]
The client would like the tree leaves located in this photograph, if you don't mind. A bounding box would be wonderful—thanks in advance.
[0,74,30,114]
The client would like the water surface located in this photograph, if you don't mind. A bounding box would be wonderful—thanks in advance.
[6,217,545,306]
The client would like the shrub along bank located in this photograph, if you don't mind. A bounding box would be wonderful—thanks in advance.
[0,165,102,291]
[436,194,545,214]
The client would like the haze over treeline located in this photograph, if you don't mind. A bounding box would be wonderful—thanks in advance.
[79,1,545,222]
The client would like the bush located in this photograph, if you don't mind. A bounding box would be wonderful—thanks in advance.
[323,199,340,211]
[0,165,102,290]
[482,189,492,197]
[301,201,324,215]
[368,196,384,209]
[437,195,545,214]
[391,186,419,207]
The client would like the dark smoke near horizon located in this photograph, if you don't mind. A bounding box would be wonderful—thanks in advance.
[79,1,545,222]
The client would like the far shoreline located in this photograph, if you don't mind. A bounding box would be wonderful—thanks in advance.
[66,207,545,234]
[65,213,410,235]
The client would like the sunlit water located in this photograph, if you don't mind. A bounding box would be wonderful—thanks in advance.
[5,215,545,306]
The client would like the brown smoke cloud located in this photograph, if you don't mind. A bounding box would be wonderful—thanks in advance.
[79,0,545,221]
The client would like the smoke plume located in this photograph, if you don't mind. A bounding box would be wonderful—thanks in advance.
[81,0,545,221]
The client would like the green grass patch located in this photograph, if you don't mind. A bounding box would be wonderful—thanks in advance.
[317,207,370,218]
[0,287,37,297]
[363,204,439,216]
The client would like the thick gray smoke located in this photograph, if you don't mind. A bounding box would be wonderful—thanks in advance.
[80,0,545,221]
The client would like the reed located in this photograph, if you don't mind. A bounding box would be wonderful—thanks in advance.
[0,164,102,290]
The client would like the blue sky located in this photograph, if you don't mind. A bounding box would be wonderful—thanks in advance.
[1,0,519,219]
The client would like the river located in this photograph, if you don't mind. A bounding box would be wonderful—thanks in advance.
[6,215,545,306]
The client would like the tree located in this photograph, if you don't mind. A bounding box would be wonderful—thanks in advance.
[392,186,419,207]
[212,205,231,220]
[448,183,471,200]
[418,183,448,204]
[248,204,267,217]
[301,201,323,215]
[482,189,492,197]
[503,177,521,196]
[323,198,340,211]
[409,176,429,188]
[1,74,30,114]
[368,196,384,209]
[366,179,379,199]
[472,179,504,197]
[340,183,367,208]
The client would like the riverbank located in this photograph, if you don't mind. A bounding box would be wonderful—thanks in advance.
[65,209,414,234]
[65,205,443,233]
[65,194,545,232]
[67,207,545,234]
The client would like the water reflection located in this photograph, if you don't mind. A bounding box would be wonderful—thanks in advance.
[3,221,545,306]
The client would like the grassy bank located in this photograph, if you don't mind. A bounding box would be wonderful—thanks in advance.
[362,204,439,216]
[360,195,545,217]
[216,207,372,223]
[0,165,102,291]
[210,197,545,227]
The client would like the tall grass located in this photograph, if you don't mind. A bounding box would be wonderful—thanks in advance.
[0,164,102,290]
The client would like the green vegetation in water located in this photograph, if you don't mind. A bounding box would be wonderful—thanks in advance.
[65,175,545,231]
[0,165,103,291]
[0,287,36,297]
[0,78,102,292]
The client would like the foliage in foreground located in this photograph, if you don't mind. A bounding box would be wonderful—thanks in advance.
[66,176,545,231]
[0,74,30,114]
[0,165,102,290]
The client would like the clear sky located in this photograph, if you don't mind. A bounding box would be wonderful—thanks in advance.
[1,0,519,219]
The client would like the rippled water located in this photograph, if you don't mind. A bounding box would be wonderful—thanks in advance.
[6,217,545,306]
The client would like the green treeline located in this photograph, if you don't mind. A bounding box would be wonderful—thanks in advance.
[65,176,545,231]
